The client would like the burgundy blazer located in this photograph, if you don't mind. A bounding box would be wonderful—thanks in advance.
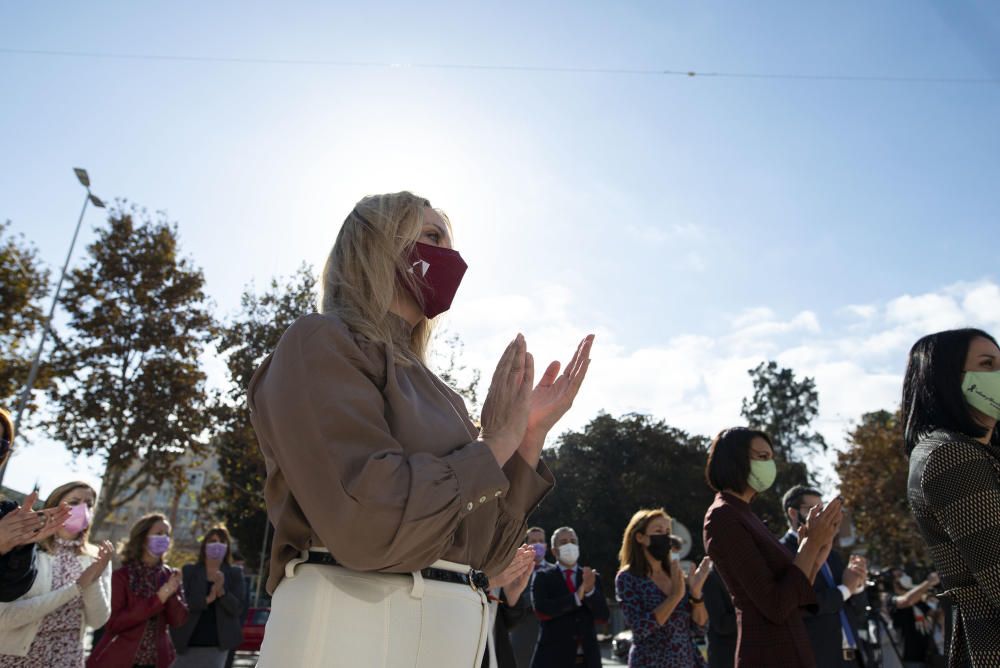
[703,492,817,668]
[86,565,189,668]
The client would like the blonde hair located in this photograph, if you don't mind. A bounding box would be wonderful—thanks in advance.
[618,508,672,577]
[41,481,97,556]
[319,192,452,365]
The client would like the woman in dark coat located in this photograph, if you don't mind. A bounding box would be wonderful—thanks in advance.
[172,527,244,668]
[702,427,842,668]
[903,328,1000,667]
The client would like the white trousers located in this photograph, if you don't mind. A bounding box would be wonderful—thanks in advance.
[258,553,492,668]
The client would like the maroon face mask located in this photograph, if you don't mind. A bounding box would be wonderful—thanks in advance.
[403,242,468,319]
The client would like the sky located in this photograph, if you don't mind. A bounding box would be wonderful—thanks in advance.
[2,1,999,499]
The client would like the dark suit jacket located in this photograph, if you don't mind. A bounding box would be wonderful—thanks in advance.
[530,563,610,668]
[780,533,870,668]
[703,568,737,668]
[511,562,553,668]
[704,492,818,668]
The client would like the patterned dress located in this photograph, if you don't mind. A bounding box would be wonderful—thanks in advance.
[615,569,706,668]
[0,538,85,668]
[909,429,1000,667]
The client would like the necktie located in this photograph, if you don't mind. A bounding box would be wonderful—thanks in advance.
[820,562,857,649]
[564,568,577,594]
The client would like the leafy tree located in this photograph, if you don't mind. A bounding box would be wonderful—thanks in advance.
[209,265,317,572]
[836,410,929,567]
[529,413,715,581]
[740,361,821,516]
[0,221,51,412]
[47,205,216,532]
[431,329,481,414]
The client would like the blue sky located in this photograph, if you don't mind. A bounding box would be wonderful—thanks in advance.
[2,1,999,496]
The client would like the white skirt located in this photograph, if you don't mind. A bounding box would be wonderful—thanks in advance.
[258,552,492,668]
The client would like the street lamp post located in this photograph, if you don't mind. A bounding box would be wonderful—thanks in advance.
[0,168,106,486]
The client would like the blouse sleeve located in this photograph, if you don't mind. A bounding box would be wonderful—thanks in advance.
[249,316,512,572]
[81,558,112,629]
[479,454,554,575]
[615,571,659,642]
[704,504,815,625]
[922,439,1000,609]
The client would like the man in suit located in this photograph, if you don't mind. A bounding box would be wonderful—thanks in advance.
[780,486,870,668]
[511,527,553,667]
[530,526,609,668]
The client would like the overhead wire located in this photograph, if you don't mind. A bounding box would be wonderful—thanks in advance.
[1,46,998,85]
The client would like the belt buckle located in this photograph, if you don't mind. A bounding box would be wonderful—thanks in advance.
[469,569,488,592]
[843,649,856,661]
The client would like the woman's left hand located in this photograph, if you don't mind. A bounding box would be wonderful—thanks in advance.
[520,335,594,450]
[688,556,712,596]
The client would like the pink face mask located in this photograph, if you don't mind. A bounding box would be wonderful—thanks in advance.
[402,242,468,319]
[63,504,92,534]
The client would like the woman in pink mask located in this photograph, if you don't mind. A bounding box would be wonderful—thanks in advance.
[171,527,244,668]
[0,480,114,666]
[249,192,595,667]
[87,513,188,668]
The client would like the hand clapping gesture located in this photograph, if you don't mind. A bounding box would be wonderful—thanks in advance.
[0,492,72,555]
[687,556,713,596]
[480,333,595,468]
[77,541,114,589]
[157,569,182,603]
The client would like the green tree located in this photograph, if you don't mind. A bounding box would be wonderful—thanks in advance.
[47,205,216,531]
[430,329,481,414]
[209,266,317,571]
[529,413,715,580]
[0,221,51,411]
[740,361,822,526]
[836,410,929,567]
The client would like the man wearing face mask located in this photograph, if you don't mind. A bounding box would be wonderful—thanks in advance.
[511,527,552,668]
[530,527,609,668]
[780,486,870,668]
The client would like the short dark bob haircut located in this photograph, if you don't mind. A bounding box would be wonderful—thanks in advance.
[902,328,1000,454]
[705,427,774,493]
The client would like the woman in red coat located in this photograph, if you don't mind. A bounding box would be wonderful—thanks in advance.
[702,428,842,668]
[87,513,188,668]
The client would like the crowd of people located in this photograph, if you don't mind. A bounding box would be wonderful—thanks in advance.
[1,191,998,667]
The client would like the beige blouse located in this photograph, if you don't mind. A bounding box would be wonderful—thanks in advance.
[248,312,554,593]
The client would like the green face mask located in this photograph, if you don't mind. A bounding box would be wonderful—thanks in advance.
[747,459,777,493]
[963,371,1000,420]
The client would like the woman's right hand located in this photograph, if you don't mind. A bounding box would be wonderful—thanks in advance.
[669,559,686,600]
[157,569,182,602]
[479,334,534,466]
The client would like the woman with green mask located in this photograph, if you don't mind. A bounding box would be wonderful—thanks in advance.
[904,328,1000,667]
[702,427,843,667]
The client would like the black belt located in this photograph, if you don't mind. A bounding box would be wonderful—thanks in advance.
[305,551,490,592]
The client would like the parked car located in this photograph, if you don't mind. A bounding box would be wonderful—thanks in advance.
[612,629,632,660]
[238,607,270,652]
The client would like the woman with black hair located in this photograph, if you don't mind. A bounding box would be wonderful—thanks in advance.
[903,328,1000,666]
[702,427,842,667]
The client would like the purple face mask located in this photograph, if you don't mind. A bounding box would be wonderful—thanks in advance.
[147,535,171,557]
[531,543,548,560]
[205,542,228,561]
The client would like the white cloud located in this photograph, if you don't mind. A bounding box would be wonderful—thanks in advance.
[447,278,1000,495]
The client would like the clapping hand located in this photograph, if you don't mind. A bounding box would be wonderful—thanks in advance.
[77,541,114,589]
[157,569,182,603]
[0,492,71,554]
[843,555,868,595]
[480,335,534,466]
[490,545,535,603]
[688,557,713,596]
[207,569,225,603]
[523,335,595,441]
